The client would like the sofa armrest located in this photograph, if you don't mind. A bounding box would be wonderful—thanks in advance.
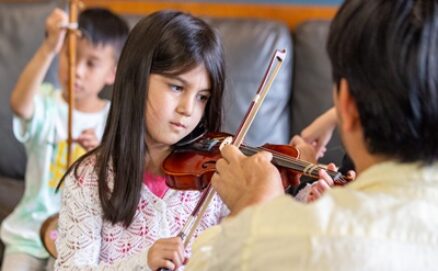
[0,176,24,222]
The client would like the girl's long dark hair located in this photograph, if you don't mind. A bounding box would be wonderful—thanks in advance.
[60,10,225,227]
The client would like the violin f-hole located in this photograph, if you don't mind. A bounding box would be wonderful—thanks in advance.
[201,160,216,169]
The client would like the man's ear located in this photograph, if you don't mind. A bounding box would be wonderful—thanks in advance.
[105,66,117,85]
[337,79,360,132]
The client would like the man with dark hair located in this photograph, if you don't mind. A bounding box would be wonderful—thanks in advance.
[186,0,438,270]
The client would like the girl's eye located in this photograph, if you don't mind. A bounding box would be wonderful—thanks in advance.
[197,94,210,102]
[170,84,183,92]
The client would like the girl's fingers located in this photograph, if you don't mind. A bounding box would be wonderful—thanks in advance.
[307,189,320,202]
[148,239,185,270]
[318,169,334,186]
[156,238,185,266]
[347,170,356,181]
[315,180,331,191]
[326,163,338,171]
[158,248,184,269]
[157,259,175,271]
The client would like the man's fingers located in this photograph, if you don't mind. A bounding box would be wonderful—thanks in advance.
[255,150,273,162]
[215,158,228,173]
[212,158,228,194]
[220,144,244,164]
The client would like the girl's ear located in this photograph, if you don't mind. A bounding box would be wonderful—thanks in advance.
[337,79,360,133]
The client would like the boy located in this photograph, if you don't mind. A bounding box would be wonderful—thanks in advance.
[187,0,438,270]
[1,8,128,270]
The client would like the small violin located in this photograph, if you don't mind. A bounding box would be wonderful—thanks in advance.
[162,132,350,191]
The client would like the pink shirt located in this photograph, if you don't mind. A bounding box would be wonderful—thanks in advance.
[143,172,169,199]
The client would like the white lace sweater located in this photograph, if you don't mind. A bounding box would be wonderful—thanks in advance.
[55,156,228,270]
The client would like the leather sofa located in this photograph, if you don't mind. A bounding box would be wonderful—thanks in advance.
[0,0,342,264]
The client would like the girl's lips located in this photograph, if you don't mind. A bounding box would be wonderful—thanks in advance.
[170,122,186,129]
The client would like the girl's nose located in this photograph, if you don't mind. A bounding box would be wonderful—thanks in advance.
[176,95,195,116]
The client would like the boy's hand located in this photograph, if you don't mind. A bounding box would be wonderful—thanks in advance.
[44,8,68,55]
[147,237,185,271]
[75,128,99,151]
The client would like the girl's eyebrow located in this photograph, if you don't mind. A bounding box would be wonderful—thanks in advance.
[163,74,211,92]
[164,74,188,85]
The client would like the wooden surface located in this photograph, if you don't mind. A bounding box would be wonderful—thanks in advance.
[81,0,338,30]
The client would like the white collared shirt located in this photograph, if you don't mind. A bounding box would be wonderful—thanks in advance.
[187,161,438,271]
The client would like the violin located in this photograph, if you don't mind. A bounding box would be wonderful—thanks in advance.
[162,132,350,191]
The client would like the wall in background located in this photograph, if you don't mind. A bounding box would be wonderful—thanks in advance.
[82,0,339,30]
[191,0,342,5]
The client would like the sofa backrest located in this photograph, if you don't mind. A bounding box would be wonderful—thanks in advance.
[291,21,343,165]
[206,17,293,146]
[0,1,296,179]
[0,1,61,179]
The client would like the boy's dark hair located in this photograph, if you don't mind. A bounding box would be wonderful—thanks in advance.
[327,0,438,164]
[62,10,225,227]
[79,8,129,60]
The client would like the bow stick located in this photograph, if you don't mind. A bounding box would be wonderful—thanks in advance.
[66,0,79,168]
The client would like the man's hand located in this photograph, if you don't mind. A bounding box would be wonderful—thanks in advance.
[211,145,284,217]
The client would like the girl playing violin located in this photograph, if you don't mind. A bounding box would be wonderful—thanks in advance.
[55,10,228,270]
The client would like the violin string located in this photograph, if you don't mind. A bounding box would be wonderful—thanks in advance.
[240,145,348,184]
[241,145,314,168]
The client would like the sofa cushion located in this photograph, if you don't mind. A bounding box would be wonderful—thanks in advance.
[0,0,60,179]
[291,20,344,165]
[0,176,24,222]
[0,175,24,265]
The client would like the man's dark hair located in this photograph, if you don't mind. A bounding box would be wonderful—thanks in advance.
[327,0,438,164]
[79,8,129,60]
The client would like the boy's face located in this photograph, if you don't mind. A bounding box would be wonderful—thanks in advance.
[58,38,116,105]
